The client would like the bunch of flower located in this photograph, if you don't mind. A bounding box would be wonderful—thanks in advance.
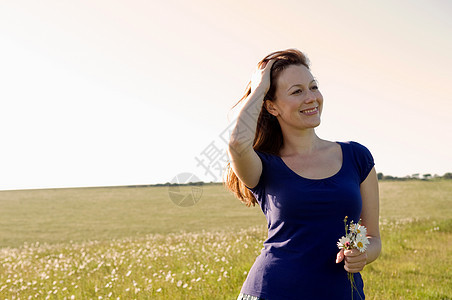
[337,216,369,253]
[337,216,369,300]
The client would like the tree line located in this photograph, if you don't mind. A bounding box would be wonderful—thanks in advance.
[377,172,452,181]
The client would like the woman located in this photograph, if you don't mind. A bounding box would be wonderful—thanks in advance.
[225,49,381,299]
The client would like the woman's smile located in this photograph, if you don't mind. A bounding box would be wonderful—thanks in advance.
[300,106,319,116]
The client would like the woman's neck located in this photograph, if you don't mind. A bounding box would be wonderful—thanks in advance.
[279,128,323,156]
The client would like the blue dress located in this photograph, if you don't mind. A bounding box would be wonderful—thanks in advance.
[240,141,374,299]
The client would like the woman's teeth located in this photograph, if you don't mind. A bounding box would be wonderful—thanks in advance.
[300,107,318,114]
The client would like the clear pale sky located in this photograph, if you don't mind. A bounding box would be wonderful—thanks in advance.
[1,0,451,190]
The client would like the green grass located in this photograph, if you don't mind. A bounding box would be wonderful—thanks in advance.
[379,180,452,221]
[0,180,451,299]
[363,218,451,299]
[0,184,265,248]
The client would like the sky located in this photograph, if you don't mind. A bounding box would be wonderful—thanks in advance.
[1,0,451,190]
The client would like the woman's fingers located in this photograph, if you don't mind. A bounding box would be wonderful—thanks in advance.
[343,249,367,273]
[261,58,274,70]
[250,59,274,93]
[344,249,366,259]
[336,248,345,263]
[344,263,365,273]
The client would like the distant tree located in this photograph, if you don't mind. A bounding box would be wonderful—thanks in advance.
[377,172,384,180]
[411,173,420,179]
[423,174,432,180]
[443,173,452,179]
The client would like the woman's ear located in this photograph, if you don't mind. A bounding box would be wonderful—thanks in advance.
[265,100,279,117]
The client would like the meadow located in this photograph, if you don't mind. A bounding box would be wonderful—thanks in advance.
[0,180,451,299]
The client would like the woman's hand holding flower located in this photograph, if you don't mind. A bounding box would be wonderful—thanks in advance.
[336,217,370,273]
[336,248,368,273]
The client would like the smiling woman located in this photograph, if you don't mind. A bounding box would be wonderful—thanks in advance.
[265,64,324,149]
[224,49,381,300]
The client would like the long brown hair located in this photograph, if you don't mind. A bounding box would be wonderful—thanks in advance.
[224,49,310,206]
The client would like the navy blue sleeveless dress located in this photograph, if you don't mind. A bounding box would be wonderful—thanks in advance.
[240,141,374,299]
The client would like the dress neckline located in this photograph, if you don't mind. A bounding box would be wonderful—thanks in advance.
[276,142,345,181]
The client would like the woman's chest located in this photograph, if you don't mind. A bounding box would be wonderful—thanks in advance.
[263,174,362,221]
[280,145,343,180]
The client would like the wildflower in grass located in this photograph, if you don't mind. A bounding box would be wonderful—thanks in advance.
[0,225,267,299]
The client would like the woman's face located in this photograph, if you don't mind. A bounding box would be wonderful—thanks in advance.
[266,64,323,131]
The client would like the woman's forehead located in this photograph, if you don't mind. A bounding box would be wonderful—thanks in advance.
[277,64,314,88]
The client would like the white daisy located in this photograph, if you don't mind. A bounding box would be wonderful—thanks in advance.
[354,235,370,252]
[337,236,352,249]
[354,224,367,236]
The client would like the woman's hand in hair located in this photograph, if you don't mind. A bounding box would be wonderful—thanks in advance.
[250,59,274,94]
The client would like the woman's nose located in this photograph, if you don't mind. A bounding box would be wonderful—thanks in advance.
[304,90,317,103]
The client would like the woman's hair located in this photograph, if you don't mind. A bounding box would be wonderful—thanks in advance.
[224,49,310,207]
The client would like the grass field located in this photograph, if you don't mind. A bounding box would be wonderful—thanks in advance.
[0,180,451,299]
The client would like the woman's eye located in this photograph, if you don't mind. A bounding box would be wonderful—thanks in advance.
[292,89,302,94]
[311,86,319,90]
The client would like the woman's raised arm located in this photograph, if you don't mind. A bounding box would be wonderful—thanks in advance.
[228,60,273,189]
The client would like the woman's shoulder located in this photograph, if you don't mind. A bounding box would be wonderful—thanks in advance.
[339,141,375,182]
[252,149,284,173]
[338,141,372,154]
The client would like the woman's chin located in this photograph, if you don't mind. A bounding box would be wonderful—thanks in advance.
[302,119,321,129]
